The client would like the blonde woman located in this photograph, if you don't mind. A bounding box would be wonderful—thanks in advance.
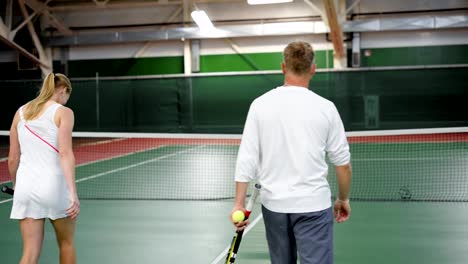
[8,73,80,264]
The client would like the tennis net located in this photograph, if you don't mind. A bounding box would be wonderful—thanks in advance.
[1,127,467,202]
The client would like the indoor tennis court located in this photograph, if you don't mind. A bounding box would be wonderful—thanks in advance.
[1,0,468,263]
[1,129,467,263]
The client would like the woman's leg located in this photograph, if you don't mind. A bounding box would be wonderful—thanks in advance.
[19,218,45,264]
[50,217,76,264]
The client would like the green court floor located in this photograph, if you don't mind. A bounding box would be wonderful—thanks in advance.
[235,202,468,264]
[0,139,467,263]
[1,201,467,263]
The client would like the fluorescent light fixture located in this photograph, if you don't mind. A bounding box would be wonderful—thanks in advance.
[191,10,215,32]
[248,0,293,5]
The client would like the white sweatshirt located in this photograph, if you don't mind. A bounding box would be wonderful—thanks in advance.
[235,85,350,213]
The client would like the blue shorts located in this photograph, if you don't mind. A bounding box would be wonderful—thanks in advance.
[262,205,333,264]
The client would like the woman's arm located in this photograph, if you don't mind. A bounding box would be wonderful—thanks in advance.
[8,111,20,189]
[56,106,79,219]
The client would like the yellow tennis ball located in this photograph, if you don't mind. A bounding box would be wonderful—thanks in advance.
[232,210,245,223]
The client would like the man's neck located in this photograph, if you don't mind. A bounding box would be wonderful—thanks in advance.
[283,74,311,89]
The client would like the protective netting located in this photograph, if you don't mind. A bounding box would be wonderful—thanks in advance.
[1,128,467,201]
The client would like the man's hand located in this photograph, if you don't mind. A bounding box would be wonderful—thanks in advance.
[230,207,249,231]
[334,199,351,223]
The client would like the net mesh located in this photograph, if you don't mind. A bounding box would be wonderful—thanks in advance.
[1,128,467,202]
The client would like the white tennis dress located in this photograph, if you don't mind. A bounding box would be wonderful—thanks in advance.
[10,103,70,220]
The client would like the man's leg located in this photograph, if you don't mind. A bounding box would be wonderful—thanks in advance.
[262,205,297,264]
[292,207,333,264]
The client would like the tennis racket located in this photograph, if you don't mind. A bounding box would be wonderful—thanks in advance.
[1,186,14,196]
[225,183,261,264]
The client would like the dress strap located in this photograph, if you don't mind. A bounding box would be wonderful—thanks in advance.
[49,103,62,118]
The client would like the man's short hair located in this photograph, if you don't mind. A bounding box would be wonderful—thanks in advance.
[283,41,315,75]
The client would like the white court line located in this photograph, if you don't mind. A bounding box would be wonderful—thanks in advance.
[0,198,12,204]
[76,145,169,167]
[76,145,204,183]
[0,145,204,205]
[74,137,126,148]
[0,142,195,184]
[0,143,172,186]
[210,213,264,264]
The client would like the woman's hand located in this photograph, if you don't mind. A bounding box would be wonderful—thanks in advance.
[67,193,80,220]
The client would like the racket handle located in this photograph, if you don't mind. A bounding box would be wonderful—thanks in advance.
[225,184,261,264]
[245,184,261,212]
[1,186,14,196]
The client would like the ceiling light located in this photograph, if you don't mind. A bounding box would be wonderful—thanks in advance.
[191,10,215,32]
[247,0,293,5]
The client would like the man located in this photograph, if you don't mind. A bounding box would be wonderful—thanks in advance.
[231,41,352,264]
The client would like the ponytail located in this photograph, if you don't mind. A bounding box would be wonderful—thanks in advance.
[24,73,56,120]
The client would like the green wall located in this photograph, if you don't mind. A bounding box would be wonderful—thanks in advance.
[1,45,466,78]
[361,45,468,67]
[68,56,184,77]
[65,45,467,77]
[65,50,334,77]
[2,67,467,133]
[199,50,334,72]
[1,44,467,133]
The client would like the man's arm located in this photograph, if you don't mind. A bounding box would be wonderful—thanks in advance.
[234,103,260,184]
[334,163,352,222]
[336,163,352,202]
[326,104,352,223]
[234,182,249,210]
[232,103,260,230]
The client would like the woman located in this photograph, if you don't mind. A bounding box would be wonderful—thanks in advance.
[8,73,80,264]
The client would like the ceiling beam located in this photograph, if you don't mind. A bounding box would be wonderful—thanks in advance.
[45,14,468,46]
[346,0,361,15]
[48,0,244,12]
[5,0,13,30]
[323,0,344,58]
[133,6,183,58]
[0,3,50,70]
[10,11,38,40]
[224,38,261,71]
[0,18,10,39]
[0,35,51,69]
[24,0,73,36]
[18,0,53,73]
[183,0,192,24]
[304,0,328,25]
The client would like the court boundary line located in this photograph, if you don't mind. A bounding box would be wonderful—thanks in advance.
[0,141,194,184]
[76,144,170,168]
[0,144,170,185]
[0,145,204,204]
[0,198,12,204]
[210,213,264,264]
[75,145,204,183]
